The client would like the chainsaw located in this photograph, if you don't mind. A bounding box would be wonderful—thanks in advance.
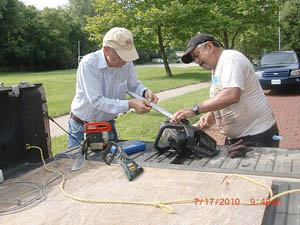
[127,91,219,158]
[71,122,112,171]
[154,119,218,157]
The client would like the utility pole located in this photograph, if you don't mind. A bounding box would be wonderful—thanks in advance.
[78,40,81,64]
[278,4,281,50]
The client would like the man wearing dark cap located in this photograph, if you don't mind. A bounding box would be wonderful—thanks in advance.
[68,27,158,149]
[171,33,280,148]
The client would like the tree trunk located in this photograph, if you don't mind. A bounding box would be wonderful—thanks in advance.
[157,25,172,77]
[223,31,229,49]
[231,25,243,49]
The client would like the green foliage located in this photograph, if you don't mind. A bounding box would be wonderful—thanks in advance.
[202,0,279,51]
[51,135,68,156]
[1,0,299,71]
[135,49,154,64]
[37,8,74,68]
[0,0,98,71]
[67,0,99,57]
[84,0,286,71]
[68,0,96,24]
[0,0,25,67]
[235,26,278,60]
[281,0,300,55]
[0,0,8,19]
[85,0,210,76]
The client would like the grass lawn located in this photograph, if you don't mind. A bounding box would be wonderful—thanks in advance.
[0,66,210,117]
[1,65,211,156]
[51,87,210,155]
[1,69,77,117]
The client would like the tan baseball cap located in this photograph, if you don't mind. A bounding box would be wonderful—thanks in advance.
[103,27,139,61]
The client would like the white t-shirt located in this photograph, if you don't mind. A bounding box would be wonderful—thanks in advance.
[210,50,275,138]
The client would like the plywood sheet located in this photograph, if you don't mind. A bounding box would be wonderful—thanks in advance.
[0,159,272,225]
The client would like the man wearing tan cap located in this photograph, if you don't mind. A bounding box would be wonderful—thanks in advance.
[68,27,158,149]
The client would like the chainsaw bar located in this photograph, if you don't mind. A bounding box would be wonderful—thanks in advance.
[127,91,172,118]
[71,152,85,171]
[71,139,88,171]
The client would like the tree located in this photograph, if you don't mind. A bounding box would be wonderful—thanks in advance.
[68,0,96,24]
[0,0,23,68]
[67,0,98,58]
[281,0,300,55]
[201,0,279,51]
[0,0,8,19]
[235,26,278,61]
[85,0,210,77]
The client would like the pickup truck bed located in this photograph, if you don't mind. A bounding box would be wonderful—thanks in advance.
[78,142,300,225]
[3,142,300,225]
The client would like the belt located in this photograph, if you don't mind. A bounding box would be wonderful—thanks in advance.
[70,113,86,125]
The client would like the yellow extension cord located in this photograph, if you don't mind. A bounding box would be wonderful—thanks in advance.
[26,145,300,214]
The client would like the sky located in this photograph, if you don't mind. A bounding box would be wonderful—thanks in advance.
[21,0,69,10]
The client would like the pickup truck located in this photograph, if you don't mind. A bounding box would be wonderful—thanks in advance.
[1,83,300,224]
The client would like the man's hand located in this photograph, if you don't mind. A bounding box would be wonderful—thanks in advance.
[170,107,195,123]
[129,99,152,114]
[144,89,159,104]
[193,112,215,129]
[228,139,253,158]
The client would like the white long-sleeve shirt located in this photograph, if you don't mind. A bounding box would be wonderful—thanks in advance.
[71,49,146,122]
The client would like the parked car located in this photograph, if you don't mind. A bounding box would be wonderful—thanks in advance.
[255,50,300,90]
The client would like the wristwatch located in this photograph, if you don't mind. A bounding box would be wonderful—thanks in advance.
[142,89,148,98]
[192,104,200,115]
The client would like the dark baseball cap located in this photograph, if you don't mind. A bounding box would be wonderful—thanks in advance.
[181,33,216,64]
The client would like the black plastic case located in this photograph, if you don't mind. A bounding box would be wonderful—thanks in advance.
[0,82,51,177]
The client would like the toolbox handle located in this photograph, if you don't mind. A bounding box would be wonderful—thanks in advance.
[154,121,187,153]
[83,122,112,133]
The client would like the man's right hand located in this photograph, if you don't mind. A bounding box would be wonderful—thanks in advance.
[193,112,215,129]
[129,99,152,114]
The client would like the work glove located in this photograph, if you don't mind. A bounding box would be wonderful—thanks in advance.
[228,139,253,158]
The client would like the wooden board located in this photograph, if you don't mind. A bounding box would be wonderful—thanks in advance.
[0,159,272,225]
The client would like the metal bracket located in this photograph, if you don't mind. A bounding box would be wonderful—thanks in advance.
[8,85,20,97]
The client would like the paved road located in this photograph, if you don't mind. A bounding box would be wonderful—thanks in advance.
[136,63,199,68]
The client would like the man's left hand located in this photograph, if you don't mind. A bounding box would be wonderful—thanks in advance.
[144,89,159,104]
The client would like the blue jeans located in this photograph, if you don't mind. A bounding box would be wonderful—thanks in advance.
[67,118,118,149]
